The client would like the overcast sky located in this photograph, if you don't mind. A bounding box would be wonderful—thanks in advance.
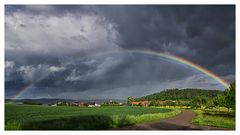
[5,5,235,99]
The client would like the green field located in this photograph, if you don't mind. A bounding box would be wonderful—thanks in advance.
[5,104,181,130]
[192,109,235,129]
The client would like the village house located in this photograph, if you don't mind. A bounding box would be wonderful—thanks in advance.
[131,101,150,106]
[131,101,141,106]
[53,101,101,107]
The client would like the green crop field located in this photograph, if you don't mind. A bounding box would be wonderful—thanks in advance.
[5,104,181,130]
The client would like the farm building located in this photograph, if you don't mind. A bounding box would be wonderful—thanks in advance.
[131,101,150,106]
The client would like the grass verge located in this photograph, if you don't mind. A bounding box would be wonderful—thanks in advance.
[111,108,181,128]
[192,109,235,129]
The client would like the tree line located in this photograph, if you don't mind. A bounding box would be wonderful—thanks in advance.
[128,82,235,111]
[135,88,223,101]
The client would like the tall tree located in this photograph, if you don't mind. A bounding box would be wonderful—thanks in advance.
[224,82,235,111]
[213,94,225,108]
[127,97,134,106]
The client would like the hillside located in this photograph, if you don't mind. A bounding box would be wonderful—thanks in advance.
[135,88,223,101]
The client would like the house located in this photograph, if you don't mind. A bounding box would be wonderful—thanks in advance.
[87,102,96,107]
[141,101,150,107]
[66,102,70,106]
[51,104,57,106]
[94,103,101,107]
[79,102,89,107]
[88,104,94,107]
[52,101,101,107]
[131,101,150,106]
[131,101,141,106]
[70,102,79,106]
[78,102,97,107]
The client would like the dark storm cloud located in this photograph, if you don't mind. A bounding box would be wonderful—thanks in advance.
[93,5,235,76]
[5,5,235,73]
[5,5,235,99]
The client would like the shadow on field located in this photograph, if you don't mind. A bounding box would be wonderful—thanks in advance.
[21,115,135,130]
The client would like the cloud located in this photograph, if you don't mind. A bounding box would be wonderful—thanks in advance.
[5,61,15,81]
[65,69,81,81]
[5,5,235,99]
[49,66,65,72]
[16,64,47,82]
[5,11,120,56]
[85,56,123,79]
[96,5,235,76]
[5,61,15,69]
[65,55,124,81]
[222,74,235,82]
[16,64,66,82]
[162,41,196,56]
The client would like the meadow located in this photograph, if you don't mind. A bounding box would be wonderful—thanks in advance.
[192,108,235,129]
[5,104,181,130]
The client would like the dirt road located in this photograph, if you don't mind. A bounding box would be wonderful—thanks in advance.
[117,110,229,130]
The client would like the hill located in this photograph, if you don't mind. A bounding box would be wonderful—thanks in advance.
[135,88,223,101]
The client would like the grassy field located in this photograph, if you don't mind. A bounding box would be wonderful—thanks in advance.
[192,109,235,129]
[5,104,181,130]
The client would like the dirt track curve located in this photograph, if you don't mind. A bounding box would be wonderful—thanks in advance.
[116,110,229,130]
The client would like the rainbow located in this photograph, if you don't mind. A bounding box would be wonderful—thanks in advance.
[11,82,34,99]
[124,49,229,88]
[11,49,229,99]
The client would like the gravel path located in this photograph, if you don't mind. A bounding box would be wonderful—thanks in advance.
[116,110,229,130]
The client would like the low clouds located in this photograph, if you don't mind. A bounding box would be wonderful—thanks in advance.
[5,5,235,99]
[16,64,65,82]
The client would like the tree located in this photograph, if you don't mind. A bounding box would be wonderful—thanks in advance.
[213,94,225,109]
[135,88,223,101]
[165,100,176,108]
[127,97,134,106]
[201,96,208,108]
[149,100,158,106]
[181,101,190,108]
[224,82,235,111]
[213,82,235,111]
[191,96,201,109]
[206,99,215,109]
[171,101,177,108]
[176,99,181,108]
[190,96,208,109]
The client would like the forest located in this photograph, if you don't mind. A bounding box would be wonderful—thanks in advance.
[135,88,223,101]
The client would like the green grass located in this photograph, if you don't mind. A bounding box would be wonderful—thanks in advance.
[5,104,181,130]
[192,109,235,129]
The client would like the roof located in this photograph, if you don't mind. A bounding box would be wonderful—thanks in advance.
[131,102,141,105]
